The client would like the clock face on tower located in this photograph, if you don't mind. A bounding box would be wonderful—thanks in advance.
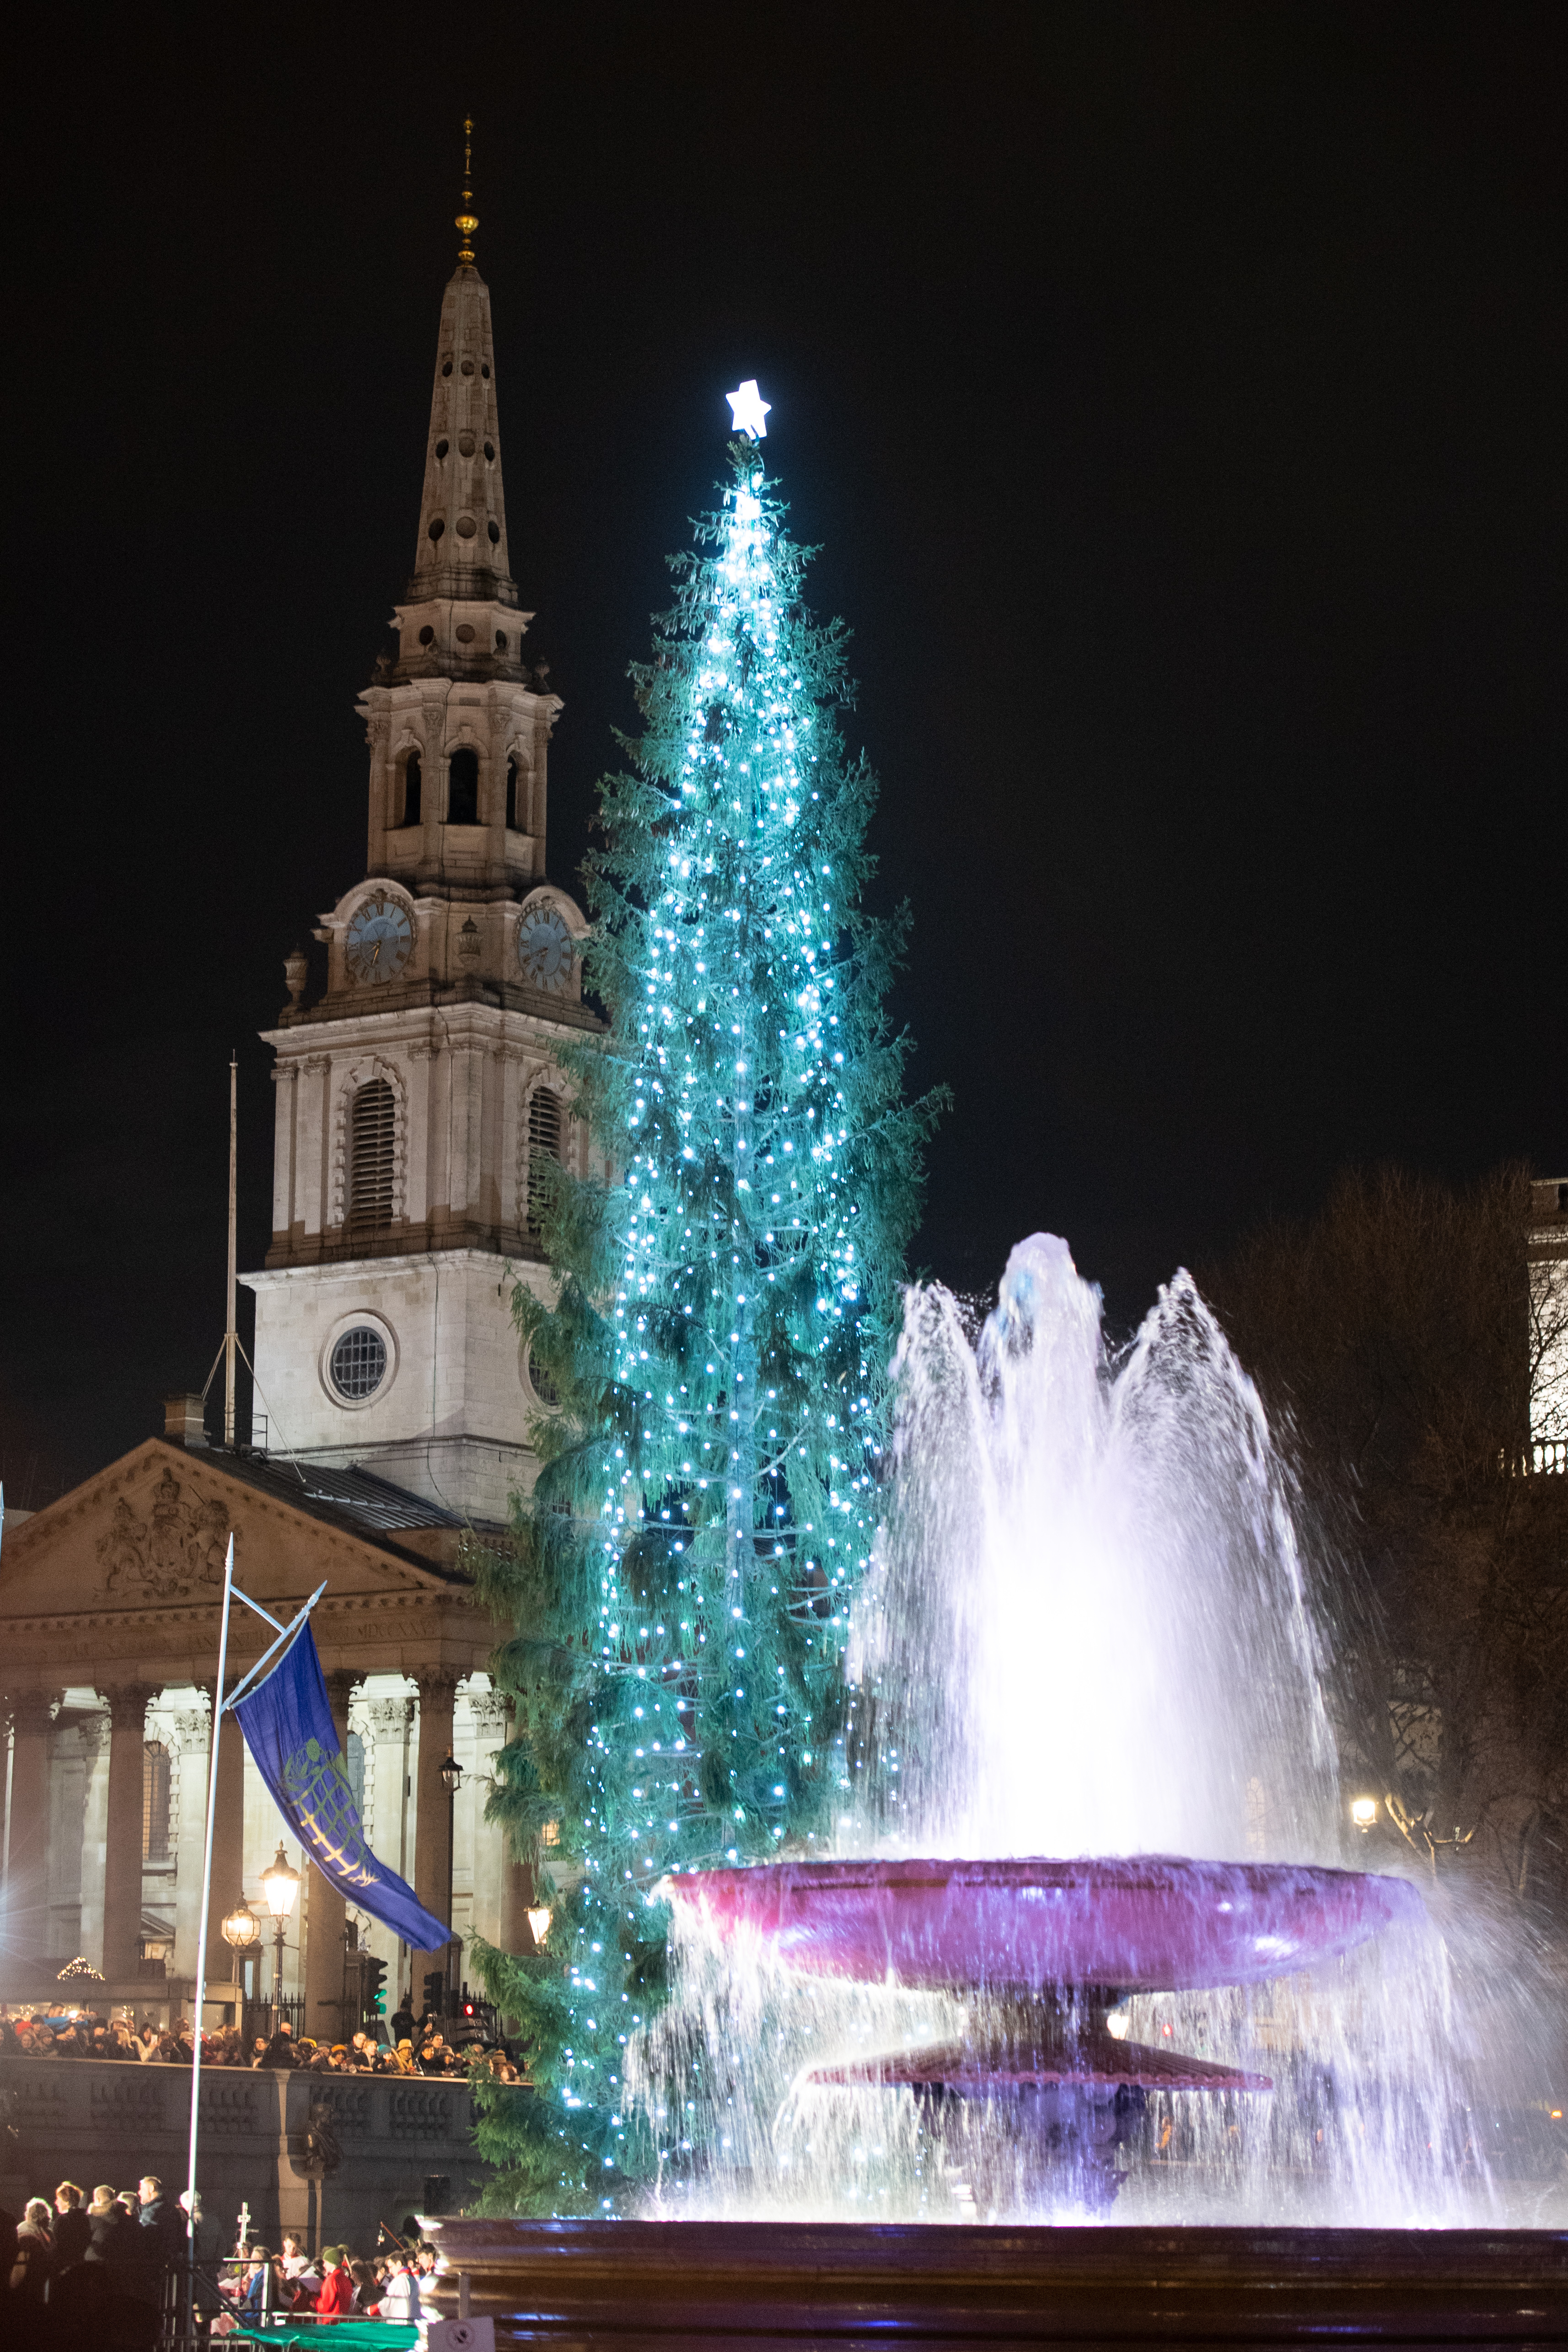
[345,893,414,986]
[517,903,573,993]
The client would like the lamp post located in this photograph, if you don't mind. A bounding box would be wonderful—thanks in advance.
[221,1901,260,2029]
[439,1752,462,2012]
[260,1846,300,2035]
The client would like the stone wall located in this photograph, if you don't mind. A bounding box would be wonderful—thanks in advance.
[0,2057,492,2255]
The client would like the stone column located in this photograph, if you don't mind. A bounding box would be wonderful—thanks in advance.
[76,1714,112,1971]
[466,1693,509,1949]
[361,1694,412,2007]
[2,1691,60,1959]
[101,1685,154,1987]
[413,1671,459,1996]
[204,1677,248,1964]
[303,1671,359,2044]
[171,1705,212,1985]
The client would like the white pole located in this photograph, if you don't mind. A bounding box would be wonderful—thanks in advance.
[185,1533,236,2323]
[225,1055,238,1448]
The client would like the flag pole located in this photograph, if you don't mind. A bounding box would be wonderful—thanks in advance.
[224,1053,238,1447]
[184,1532,236,2336]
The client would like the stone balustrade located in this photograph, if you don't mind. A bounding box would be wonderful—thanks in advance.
[0,2056,491,2253]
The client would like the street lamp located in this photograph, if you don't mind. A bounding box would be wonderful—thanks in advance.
[1350,1796,1379,1833]
[221,1902,260,2021]
[260,1846,301,2034]
[440,1754,462,2012]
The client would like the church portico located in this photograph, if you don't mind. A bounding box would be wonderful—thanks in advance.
[0,1434,530,2032]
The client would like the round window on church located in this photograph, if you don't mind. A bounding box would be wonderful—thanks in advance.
[329,1326,388,1402]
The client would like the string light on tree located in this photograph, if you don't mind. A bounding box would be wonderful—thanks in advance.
[469,394,943,2213]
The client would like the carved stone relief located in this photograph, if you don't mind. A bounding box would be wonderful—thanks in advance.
[96,1471,229,1600]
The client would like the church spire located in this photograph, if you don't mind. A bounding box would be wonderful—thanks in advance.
[407,117,516,615]
[456,114,478,268]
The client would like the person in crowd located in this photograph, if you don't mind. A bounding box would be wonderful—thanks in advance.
[239,2245,284,2315]
[179,2187,226,2271]
[84,2182,137,2270]
[349,2256,379,2312]
[137,2173,184,2282]
[132,2017,161,2062]
[390,1996,417,2044]
[9,2197,54,2302]
[371,2247,422,2320]
[256,2020,298,2068]
[287,2256,323,2310]
[53,2180,91,2269]
[316,2245,356,2314]
[279,2231,309,2280]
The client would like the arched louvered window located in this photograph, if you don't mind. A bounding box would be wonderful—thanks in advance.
[505,757,519,831]
[349,1080,397,1233]
[447,747,479,825]
[399,751,422,828]
[526,1089,563,1239]
[142,1741,171,1863]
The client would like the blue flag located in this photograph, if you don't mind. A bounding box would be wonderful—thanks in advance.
[233,1622,449,1952]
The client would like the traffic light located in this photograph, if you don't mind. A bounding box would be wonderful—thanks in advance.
[363,1957,387,2020]
[423,1969,445,2016]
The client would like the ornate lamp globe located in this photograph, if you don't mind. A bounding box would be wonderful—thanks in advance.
[439,1753,463,1796]
[221,1902,260,1952]
[261,1845,301,1921]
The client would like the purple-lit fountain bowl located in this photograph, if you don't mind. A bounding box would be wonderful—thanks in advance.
[665,1855,1424,1996]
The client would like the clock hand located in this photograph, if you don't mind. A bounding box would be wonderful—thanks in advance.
[371,941,381,965]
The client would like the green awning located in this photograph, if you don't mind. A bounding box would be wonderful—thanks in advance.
[226,2323,418,2349]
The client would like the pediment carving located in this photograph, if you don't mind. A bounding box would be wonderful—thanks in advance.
[95,1468,230,1600]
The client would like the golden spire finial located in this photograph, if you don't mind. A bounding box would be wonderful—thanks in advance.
[456,114,478,266]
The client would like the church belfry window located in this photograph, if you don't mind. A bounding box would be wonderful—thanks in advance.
[526,1089,563,1239]
[505,757,519,831]
[142,1741,171,1864]
[399,751,422,828]
[348,1079,397,1233]
[447,747,479,826]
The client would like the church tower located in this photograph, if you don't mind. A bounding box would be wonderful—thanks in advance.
[245,150,596,1524]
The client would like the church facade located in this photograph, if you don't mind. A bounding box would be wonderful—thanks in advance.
[0,231,580,2035]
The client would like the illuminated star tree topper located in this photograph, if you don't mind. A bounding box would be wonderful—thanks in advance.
[725,377,771,439]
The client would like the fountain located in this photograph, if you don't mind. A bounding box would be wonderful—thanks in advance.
[667,1853,1421,2207]
[429,1238,1568,2338]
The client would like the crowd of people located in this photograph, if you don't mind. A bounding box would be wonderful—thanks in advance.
[0,2000,526,2081]
[209,2228,444,2331]
[4,2179,448,2336]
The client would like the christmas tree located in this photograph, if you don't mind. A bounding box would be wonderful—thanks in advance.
[470,399,942,2212]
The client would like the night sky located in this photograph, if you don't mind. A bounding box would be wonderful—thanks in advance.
[3,4,1563,1500]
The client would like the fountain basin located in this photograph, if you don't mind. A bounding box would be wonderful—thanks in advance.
[424,2219,1568,2346]
[666,1855,1423,1994]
